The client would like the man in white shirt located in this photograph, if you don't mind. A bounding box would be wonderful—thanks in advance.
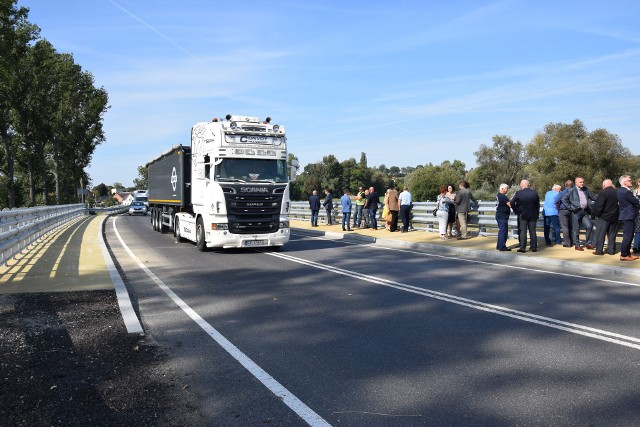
[398,187,412,233]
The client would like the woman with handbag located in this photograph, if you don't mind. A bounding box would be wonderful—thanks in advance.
[436,186,453,240]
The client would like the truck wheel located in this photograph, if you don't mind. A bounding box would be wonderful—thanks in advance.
[152,209,159,231]
[159,213,168,234]
[174,218,185,243]
[196,217,207,252]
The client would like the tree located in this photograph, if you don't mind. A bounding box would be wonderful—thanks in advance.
[472,135,528,192]
[92,183,109,197]
[133,165,148,189]
[0,2,108,209]
[526,120,638,191]
[0,0,39,207]
[112,182,124,193]
[405,161,466,201]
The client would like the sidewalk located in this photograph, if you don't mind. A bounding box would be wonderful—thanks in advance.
[0,213,143,334]
[291,220,640,279]
[0,215,113,294]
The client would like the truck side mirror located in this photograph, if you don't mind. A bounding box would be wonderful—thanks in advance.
[289,159,299,182]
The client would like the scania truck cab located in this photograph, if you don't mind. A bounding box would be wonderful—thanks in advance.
[147,115,298,251]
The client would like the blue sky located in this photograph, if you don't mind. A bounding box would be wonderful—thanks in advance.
[21,0,640,188]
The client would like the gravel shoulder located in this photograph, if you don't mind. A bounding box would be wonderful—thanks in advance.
[0,290,203,426]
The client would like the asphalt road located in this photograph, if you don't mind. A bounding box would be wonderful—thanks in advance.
[106,214,640,426]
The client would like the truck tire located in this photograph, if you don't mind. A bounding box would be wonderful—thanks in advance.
[159,213,168,234]
[174,217,185,243]
[196,217,207,252]
[152,209,159,232]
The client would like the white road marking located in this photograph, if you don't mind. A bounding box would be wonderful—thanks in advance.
[111,217,331,427]
[291,231,640,287]
[265,249,640,351]
[101,216,144,335]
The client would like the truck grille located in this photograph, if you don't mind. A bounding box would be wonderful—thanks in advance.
[224,192,283,234]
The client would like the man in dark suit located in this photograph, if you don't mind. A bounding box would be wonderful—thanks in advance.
[322,189,333,225]
[510,179,540,253]
[618,175,640,261]
[365,186,379,230]
[562,176,597,251]
[591,179,619,256]
[308,190,321,227]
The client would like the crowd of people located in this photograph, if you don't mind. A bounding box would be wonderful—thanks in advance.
[494,175,640,262]
[307,184,412,233]
[307,175,640,263]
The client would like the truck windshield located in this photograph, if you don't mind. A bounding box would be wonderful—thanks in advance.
[215,158,287,183]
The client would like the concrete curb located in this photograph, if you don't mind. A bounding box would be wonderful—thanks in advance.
[99,215,145,335]
[293,228,640,281]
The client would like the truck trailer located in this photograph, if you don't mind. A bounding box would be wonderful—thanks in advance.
[146,115,298,251]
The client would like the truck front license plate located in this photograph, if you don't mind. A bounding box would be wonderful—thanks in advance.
[243,239,267,247]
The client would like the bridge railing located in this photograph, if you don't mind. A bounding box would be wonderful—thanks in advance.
[290,200,546,239]
[0,204,127,265]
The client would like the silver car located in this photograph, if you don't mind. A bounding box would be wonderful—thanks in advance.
[128,201,148,215]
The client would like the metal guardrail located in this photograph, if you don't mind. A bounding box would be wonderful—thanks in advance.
[0,204,127,265]
[290,201,545,239]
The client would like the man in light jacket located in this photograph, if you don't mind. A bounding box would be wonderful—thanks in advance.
[454,180,477,240]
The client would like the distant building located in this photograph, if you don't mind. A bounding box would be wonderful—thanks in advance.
[112,192,131,205]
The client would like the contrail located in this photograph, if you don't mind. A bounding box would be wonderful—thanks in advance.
[108,0,198,59]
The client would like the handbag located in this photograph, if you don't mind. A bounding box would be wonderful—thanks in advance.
[433,197,443,216]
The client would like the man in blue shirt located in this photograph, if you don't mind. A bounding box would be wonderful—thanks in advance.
[340,189,352,231]
[543,184,563,246]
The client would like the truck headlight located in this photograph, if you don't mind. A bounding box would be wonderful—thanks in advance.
[279,221,289,229]
[211,223,229,230]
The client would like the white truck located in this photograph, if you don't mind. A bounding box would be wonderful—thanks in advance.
[132,189,148,208]
[146,115,298,251]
